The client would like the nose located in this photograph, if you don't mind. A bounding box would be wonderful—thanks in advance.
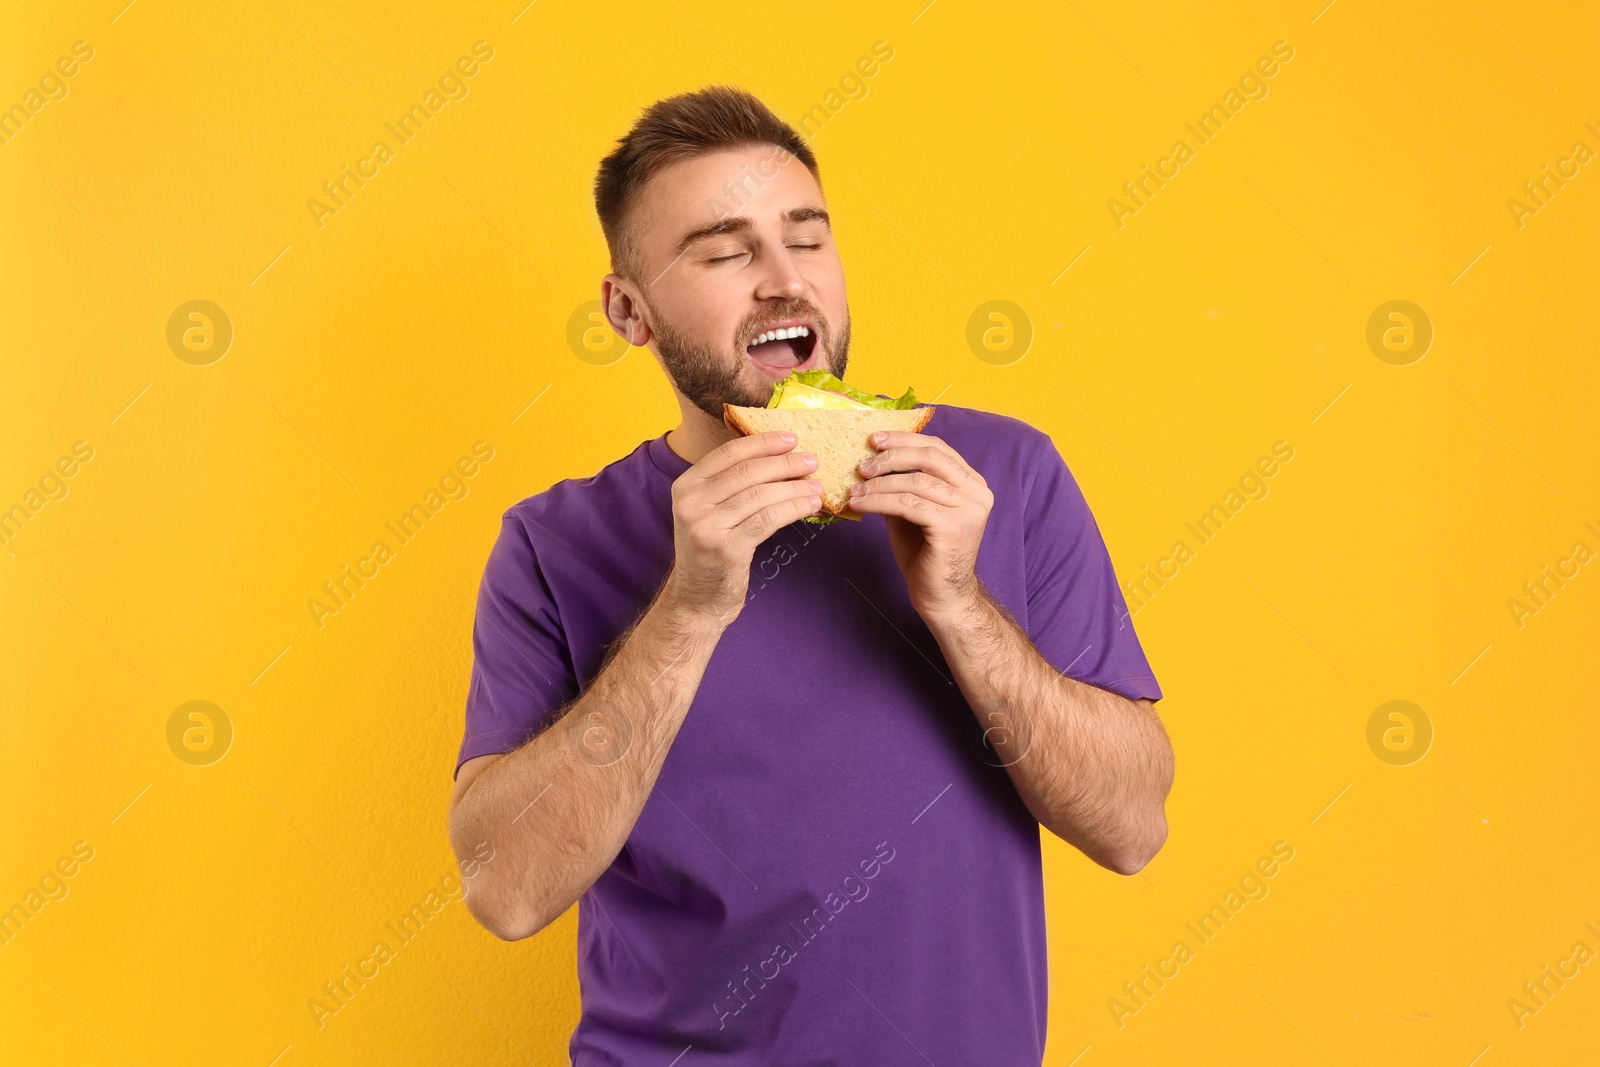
[753,244,806,302]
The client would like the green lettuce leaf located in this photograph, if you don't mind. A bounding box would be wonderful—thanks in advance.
[766,370,919,410]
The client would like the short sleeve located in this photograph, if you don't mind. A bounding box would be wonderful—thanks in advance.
[1021,432,1163,703]
[455,511,580,777]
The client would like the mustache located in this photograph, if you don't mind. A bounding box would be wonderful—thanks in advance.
[738,301,827,346]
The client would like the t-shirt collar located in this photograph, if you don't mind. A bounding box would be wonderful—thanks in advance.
[646,432,693,478]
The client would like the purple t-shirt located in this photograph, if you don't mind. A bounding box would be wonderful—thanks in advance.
[457,403,1162,1066]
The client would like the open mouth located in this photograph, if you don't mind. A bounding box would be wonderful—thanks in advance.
[744,323,819,371]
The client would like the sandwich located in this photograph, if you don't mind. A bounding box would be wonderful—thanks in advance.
[723,370,935,525]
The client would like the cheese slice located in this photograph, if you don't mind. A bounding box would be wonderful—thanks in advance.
[769,382,873,411]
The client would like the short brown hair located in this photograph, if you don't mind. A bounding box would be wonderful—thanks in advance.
[594,85,820,280]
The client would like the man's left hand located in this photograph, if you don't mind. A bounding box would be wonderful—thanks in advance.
[847,430,993,622]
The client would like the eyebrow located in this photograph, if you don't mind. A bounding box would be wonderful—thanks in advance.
[673,207,831,256]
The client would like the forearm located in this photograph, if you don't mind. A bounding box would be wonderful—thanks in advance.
[923,585,1174,874]
[449,572,728,938]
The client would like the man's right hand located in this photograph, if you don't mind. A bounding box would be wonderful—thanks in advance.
[449,435,820,941]
[662,430,822,624]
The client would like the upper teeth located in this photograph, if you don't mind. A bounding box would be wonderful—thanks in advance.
[752,326,811,346]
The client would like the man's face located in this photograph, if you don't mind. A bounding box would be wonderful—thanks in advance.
[605,145,851,419]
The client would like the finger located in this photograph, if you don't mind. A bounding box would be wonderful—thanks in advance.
[717,476,823,532]
[850,470,962,507]
[701,450,820,507]
[691,431,798,482]
[863,434,977,487]
[846,488,953,522]
[732,481,828,543]
[869,430,949,452]
[860,444,967,486]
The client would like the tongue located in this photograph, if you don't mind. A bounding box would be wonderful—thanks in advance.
[747,337,802,367]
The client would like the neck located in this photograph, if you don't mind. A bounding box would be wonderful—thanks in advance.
[665,401,736,465]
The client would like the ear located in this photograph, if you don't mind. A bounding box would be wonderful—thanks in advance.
[600,274,652,348]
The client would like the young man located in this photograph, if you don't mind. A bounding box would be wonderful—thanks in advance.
[448,86,1173,1065]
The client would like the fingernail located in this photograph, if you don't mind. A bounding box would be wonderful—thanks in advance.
[807,479,823,492]
[850,482,864,496]
[780,432,797,443]
[858,458,877,476]
[871,432,886,447]
[801,452,818,467]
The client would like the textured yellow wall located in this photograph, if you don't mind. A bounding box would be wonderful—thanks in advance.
[3,1,1597,1064]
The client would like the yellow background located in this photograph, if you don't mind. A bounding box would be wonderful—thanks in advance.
[3,0,1597,1063]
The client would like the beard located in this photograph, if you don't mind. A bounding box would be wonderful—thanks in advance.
[645,296,851,422]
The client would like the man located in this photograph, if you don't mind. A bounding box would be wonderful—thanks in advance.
[448,85,1173,1065]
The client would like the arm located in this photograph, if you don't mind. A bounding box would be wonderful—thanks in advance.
[448,580,727,940]
[448,429,823,940]
[921,584,1173,874]
[848,428,1172,875]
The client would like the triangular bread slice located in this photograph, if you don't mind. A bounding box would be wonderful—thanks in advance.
[722,404,936,521]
